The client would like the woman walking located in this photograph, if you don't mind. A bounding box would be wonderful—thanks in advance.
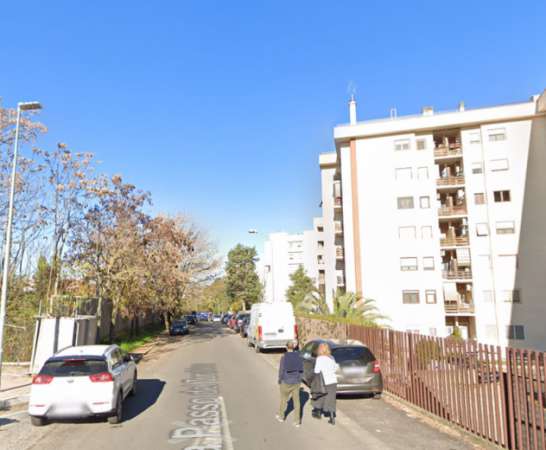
[312,342,339,425]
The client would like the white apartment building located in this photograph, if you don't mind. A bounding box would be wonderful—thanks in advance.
[262,229,322,303]
[331,91,546,350]
[317,152,345,311]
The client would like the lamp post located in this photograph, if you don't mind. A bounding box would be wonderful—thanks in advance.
[0,101,42,389]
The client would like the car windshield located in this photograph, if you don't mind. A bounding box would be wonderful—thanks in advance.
[41,358,108,377]
[332,347,375,364]
[173,320,187,327]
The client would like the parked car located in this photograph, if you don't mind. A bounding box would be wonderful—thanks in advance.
[234,313,250,333]
[300,339,383,397]
[212,314,222,322]
[170,319,189,336]
[28,345,137,426]
[239,316,250,337]
[247,302,297,352]
[221,313,231,325]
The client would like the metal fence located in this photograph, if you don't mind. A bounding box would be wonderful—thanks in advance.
[346,325,546,450]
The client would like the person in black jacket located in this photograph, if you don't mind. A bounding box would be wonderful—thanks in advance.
[276,340,304,427]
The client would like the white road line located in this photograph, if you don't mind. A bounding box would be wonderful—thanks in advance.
[218,396,235,450]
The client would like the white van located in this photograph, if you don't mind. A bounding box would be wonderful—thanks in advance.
[248,302,297,352]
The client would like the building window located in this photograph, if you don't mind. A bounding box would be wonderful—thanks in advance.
[474,193,486,205]
[317,255,324,264]
[494,190,511,203]
[397,197,414,209]
[402,290,420,304]
[483,290,494,303]
[423,257,435,270]
[496,221,515,234]
[318,241,325,248]
[419,196,430,209]
[501,290,521,303]
[490,159,509,172]
[469,131,481,144]
[421,226,433,239]
[317,226,324,232]
[416,139,427,150]
[476,223,489,236]
[400,257,418,271]
[417,167,429,180]
[394,139,410,151]
[506,325,525,340]
[489,128,507,141]
[472,162,483,174]
[395,167,413,180]
[425,290,437,304]
[399,226,416,240]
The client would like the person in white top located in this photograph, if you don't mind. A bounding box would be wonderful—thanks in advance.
[312,342,340,425]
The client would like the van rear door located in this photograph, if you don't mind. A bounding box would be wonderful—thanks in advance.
[261,304,295,342]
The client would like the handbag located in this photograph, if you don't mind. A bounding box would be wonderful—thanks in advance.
[310,371,327,395]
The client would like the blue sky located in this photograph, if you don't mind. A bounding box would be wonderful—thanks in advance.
[1,1,545,258]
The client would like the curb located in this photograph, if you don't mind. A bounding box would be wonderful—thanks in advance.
[0,394,29,412]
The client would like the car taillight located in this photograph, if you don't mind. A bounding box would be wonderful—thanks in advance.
[372,361,381,373]
[258,325,262,340]
[294,324,298,339]
[32,374,53,384]
[89,372,113,382]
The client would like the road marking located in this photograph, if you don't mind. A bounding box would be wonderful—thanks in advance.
[218,396,234,450]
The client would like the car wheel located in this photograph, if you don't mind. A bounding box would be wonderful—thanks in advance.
[108,392,123,424]
[130,373,137,396]
[30,416,46,427]
[373,393,382,400]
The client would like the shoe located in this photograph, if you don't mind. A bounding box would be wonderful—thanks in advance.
[275,414,284,423]
[328,413,336,425]
[293,422,301,428]
[311,409,322,419]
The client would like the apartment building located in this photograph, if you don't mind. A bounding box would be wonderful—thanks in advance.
[317,152,346,311]
[331,91,546,350]
[262,230,322,303]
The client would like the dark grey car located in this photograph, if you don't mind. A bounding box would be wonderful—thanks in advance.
[301,339,383,396]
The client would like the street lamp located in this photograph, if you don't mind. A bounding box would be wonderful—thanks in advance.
[0,101,42,389]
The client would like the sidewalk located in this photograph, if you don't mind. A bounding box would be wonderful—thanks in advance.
[0,364,32,411]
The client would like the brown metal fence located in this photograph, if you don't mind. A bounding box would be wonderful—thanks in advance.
[345,325,546,450]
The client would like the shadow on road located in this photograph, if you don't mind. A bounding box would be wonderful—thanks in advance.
[124,378,166,421]
[283,388,310,423]
[0,417,18,427]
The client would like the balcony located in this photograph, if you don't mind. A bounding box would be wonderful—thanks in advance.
[444,300,475,315]
[434,143,462,159]
[335,246,344,260]
[437,175,465,187]
[438,204,467,217]
[442,269,472,280]
[440,236,469,247]
[336,276,345,287]
[334,197,342,209]
[334,221,343,235]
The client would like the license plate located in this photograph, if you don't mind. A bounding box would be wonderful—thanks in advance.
[265,332,277,336]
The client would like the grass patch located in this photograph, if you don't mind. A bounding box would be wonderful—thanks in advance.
[115,324,164,353]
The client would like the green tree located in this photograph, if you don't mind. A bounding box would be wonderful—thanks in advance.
[225,244,262,310]
[33,255,51,313]
[286,266,316,311]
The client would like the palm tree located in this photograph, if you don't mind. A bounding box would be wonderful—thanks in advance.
[333,292,386,326]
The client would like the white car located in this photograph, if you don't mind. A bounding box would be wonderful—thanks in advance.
[28,345,137,426]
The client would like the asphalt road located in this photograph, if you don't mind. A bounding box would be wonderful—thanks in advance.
[0,323,478,450]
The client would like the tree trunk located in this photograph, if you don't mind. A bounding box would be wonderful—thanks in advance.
[163,312,171,332]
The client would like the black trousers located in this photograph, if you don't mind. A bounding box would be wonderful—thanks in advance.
[312,383,337,414]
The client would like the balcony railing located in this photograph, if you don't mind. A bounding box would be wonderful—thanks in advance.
[336,246,344,259]
[437,175,465,186]
[440,236,470,247]
[443,269,472,280]
[334,221,343,235]
[444,300,475,314]
[336,276,345,287]
[434,144,462,158]
[334,197,342,208]
[438,205,467,217]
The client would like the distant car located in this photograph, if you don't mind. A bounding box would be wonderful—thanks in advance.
[234,313,250,333]
[197,312,209,321]
[301,339,383,397]
[239,316,250,337]
[170,319,189,336]
[212,314,222,322]
[222,314,232,325]
[28,345,137,426]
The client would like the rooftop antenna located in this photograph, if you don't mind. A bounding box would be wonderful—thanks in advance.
[390,108,398,119]
[347,81,358,124]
